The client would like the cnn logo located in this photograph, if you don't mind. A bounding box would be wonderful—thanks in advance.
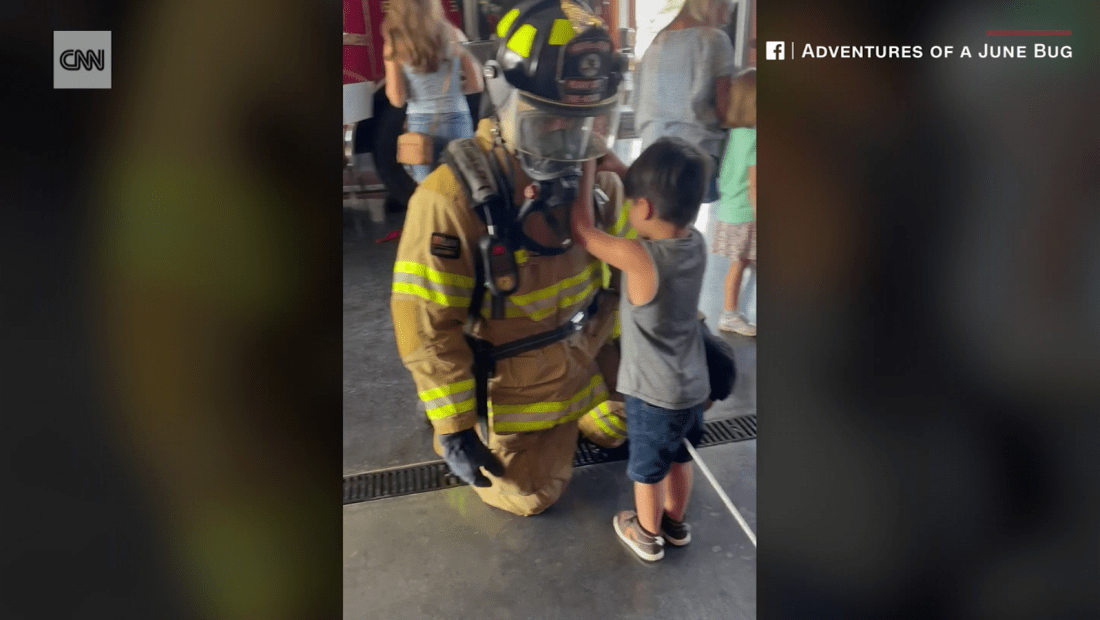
[60,49,105,71]
[54,31,111,89]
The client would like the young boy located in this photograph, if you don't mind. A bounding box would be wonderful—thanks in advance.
[572,137,711,561]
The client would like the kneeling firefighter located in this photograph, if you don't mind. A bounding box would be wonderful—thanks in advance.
[391,0,635,516]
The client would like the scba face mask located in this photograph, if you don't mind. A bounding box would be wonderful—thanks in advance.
[496,90,620,255]
[502,90,620,172]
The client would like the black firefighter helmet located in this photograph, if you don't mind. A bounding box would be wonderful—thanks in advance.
[483,0,625,165]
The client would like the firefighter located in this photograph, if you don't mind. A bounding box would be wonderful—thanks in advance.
[391,0,633,516]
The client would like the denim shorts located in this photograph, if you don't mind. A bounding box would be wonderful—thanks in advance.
[406,111,475,183]
[625,396,705,484]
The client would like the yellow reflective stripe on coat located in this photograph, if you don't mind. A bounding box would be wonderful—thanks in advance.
[393,283,470,308]
[394,261,474,289]
[392,261,473,307]
[479,260,600,321]
[607,406,626,431]
[609,199,631,236]
[589,401,625,440]
[419,378,475,410]
[509,260,599,306]
[480,280,598,321]
[425,398,476,420]
[419,379,477,420]
[490,375,607,432]
[592,400,627,432]
[418,378,475,402]
[492,392,608,433]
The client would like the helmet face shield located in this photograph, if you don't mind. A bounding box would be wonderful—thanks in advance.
[503,91,620,162]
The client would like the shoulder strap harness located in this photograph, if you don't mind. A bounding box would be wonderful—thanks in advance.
[440,137,606,429]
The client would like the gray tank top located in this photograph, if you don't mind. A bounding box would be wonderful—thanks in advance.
[617,228,710,410]
[401,53,465,115]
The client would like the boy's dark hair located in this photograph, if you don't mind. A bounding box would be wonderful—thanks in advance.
[623,137,710,228]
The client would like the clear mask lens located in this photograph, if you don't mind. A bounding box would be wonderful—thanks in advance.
[503,92,620,163]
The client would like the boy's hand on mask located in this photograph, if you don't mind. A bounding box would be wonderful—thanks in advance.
[596,150,627,179]
[571,160,597,235]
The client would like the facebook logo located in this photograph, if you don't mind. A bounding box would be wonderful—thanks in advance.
[765,41,785,60]
[54,31,111,89]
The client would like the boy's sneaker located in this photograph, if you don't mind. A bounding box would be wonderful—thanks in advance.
[719,311,756,337]
[613,511,665,561]
[660,512,692,546]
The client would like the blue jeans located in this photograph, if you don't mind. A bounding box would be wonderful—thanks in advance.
[406,111,475,183]
[624,396,705,484]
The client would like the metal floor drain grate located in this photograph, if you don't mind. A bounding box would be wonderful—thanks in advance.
[344,414,756,505]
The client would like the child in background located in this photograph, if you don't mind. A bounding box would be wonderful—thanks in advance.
[714,68,757,335]
[382,0,483,183]
[571,137,711,562]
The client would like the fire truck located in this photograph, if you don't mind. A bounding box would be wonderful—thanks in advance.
[343,0,755,212]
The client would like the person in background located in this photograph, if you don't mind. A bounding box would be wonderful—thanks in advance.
[632,0,734,203]
[714,68,756,335]
[572,138,711,562]
[382,0,484,183]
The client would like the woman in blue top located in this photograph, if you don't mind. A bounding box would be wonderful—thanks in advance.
[382,0,484,183]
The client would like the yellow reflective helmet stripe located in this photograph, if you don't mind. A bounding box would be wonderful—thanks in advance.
[548,19,575,45]
[507,24,538,58]
[496,8,520,39]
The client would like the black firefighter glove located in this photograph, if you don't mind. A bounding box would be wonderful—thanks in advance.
[438,428,505,487]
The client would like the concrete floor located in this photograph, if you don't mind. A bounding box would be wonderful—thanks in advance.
[343,440,756,620]
[343,200,756,474]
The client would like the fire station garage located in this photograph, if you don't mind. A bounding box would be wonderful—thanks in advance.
[343,1,757,617]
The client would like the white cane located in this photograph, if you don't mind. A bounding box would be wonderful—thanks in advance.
[684,439,757,548]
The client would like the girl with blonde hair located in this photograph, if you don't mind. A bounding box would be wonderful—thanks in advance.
[714,67,756,335]
[633,0,736,202]
[382,0,484,183]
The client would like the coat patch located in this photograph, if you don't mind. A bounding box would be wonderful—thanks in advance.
[430,233,462,259]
